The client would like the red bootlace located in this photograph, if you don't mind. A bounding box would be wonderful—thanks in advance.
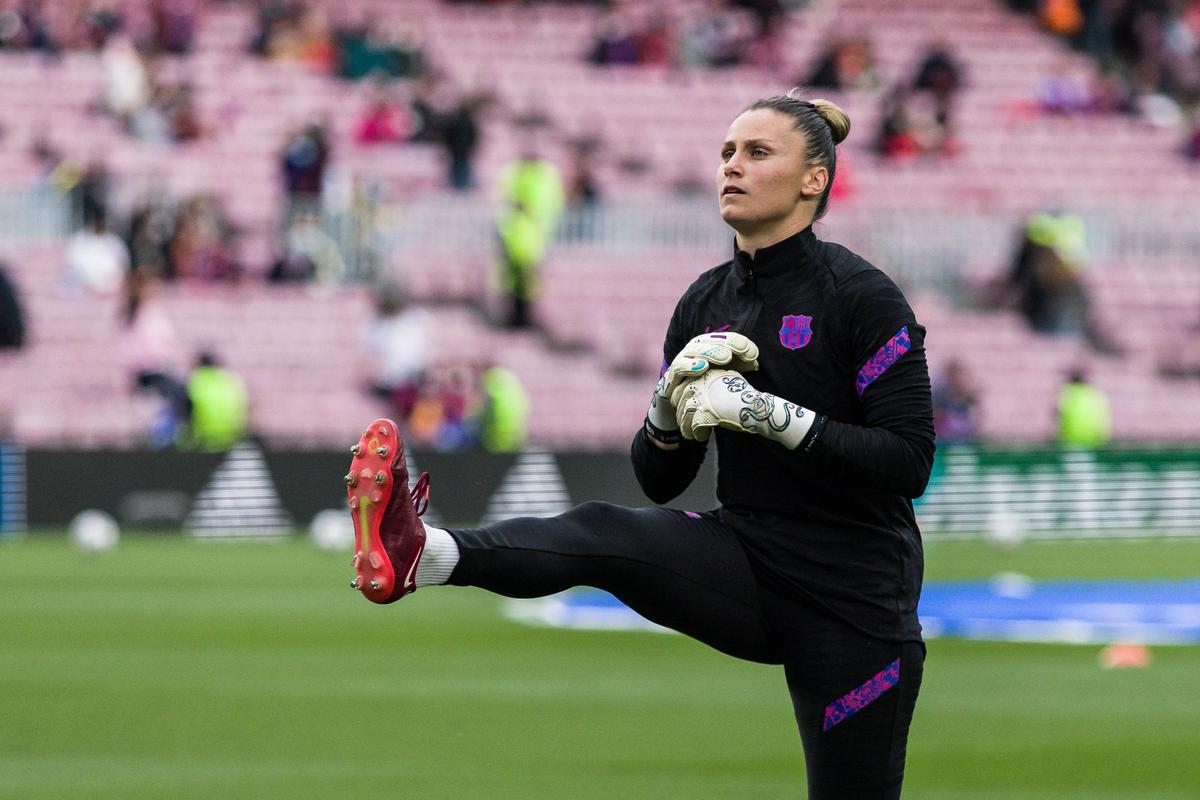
[410,472,431,517]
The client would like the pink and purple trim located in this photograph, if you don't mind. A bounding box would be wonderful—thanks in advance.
[823,658,901,731]
[855,327,911,397]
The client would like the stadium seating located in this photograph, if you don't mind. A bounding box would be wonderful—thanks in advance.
[1,0,1198,448]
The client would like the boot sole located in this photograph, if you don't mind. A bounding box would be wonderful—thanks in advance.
[347,419,402,603]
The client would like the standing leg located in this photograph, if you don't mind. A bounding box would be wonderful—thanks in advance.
[762,587,925,799]
[447,501,781,665]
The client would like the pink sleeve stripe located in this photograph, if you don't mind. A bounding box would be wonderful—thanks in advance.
[855,326,911,398]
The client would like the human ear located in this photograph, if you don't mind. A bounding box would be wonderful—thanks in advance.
[800,165,828,199]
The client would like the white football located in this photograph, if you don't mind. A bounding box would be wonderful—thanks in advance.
[69,510,120,553]
[310,509,354,551]
[984,509,1026,550]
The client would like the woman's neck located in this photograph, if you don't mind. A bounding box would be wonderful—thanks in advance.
[734,213,814,258]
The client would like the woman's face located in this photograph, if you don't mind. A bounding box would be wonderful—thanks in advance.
[716,108,819,233]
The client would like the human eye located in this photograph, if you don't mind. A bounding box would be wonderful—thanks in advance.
[721,148,734,161]
[752,147,768,157]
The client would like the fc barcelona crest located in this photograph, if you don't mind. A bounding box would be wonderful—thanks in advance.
[779,314,813,350]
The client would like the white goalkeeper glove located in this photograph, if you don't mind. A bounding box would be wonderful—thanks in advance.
[645,333,761,444]
[673,369,815,448]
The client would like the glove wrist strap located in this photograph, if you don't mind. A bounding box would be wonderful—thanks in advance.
[644,415,682,445]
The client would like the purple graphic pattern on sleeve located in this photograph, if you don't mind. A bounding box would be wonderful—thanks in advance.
[683,511,702,520]
[855,326,911,397]
[660,357,670,378]
[822,658,901,731]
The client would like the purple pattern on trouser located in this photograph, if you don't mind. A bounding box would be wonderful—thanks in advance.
[855,326,911,397]
[823,658,901,731]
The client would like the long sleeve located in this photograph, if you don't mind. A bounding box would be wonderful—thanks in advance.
[798,275,936,499]
[629,288,709,504]
[630,428,708,504]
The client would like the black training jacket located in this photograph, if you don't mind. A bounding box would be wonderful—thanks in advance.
[630,225,935,642]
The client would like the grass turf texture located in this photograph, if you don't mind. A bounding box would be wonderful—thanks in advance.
[1,534,1198,799]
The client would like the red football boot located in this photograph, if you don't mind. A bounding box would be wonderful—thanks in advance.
[345,418,431,604]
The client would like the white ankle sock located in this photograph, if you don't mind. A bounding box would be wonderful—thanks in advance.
[416,526,459,587]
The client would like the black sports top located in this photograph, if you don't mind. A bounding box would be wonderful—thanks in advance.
[631,225,936,642]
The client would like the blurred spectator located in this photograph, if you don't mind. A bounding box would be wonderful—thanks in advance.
[442,92,485,191]
[1014,0,1200,137]
[125,71,203,144]
[1189,112,1200,160]
[0,263,25,350]
[361,283,430,425]
[932,360,979,444]
[496,198,545,329]
[912,40,963,131]
[1003,211,1089,336]
[64,211,130,294]
[408,71,448,144]
[185,351,248,451]
[102,35,151,125]
[253,3,335,68]
[876,86,921,161]
[271,210,344,283]
[0,0,58,52]
[120,269,190,446]
[1088,69,1136,114]
[480,364,529,453]
[79,1,124,50]
[281,122,329,218]
[637,11,674,67]
[149,0,196,55]
[336,17,425,80]
[409,364,481,451]
[679,2,747,68]
[731,0,785,39]
[875,86,957,161]
[1057,367,1111,448]
[126,194,176,276]
[500,144,565,237]
[589,11,640,66]
[804,36,880,90]
[294,6,336,70]
[1158,317,1200,380]
[1036,63,1094,114]
[169,196,238,282]
[496,136,563,327]
[354,86,412,145]
[1040,0,1085,37]
[70,161,111,226]
[996,212,1119,353]
[158,80,203,142]
[249,0,296,56]
[567,137,601,207]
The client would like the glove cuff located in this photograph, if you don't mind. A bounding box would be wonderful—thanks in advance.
[644,415,682,445]
[647,392,679,434]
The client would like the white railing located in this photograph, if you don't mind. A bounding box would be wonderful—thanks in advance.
[0,189,75,245]
[6,188,1199,287]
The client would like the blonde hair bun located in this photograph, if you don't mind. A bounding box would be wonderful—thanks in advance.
[809,98,851,145]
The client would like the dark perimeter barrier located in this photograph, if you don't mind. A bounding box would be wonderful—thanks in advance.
[5,442,1200,539]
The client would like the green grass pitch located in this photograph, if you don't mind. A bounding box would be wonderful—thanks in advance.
[1,534,1198,799]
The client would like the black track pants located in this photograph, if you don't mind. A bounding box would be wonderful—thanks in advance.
[447,501,924,800]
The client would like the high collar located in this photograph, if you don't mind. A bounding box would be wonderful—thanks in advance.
[732,225,820,283]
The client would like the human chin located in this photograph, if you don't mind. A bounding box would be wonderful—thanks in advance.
[719,194,753,220]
